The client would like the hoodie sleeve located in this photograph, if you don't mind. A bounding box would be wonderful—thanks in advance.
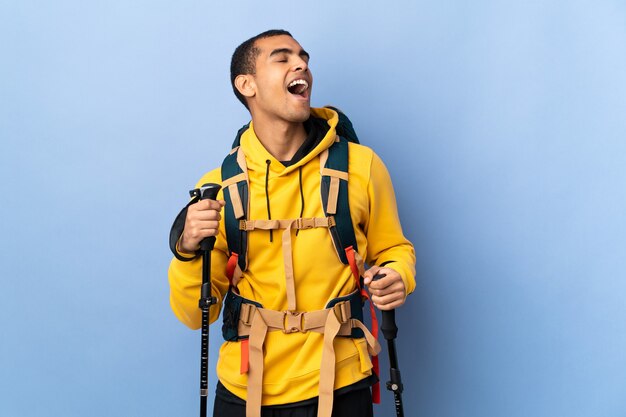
[364,151,416,296]
[168,169,231,329]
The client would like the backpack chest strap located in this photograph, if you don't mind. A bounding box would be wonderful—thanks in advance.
[239,217,334,231]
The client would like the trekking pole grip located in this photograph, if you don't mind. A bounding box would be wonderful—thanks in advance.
[190,183,221,251]
[372,274,398,338]
[372,274,398,333]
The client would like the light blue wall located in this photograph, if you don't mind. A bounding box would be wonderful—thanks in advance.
[1,1,625,416]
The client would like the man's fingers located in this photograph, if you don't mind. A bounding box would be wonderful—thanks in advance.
[374,297,405,310]
[189,209,222,222]
[368,280,405,297]
[367,276,393,291]
[365,267,406,310]
[362,265,381,285]
[187,199,224,224]
[187,221,220,235]
[179,199,224,253]
[190,199,225,212]
[371,291,405,310]
[367,270,399,290]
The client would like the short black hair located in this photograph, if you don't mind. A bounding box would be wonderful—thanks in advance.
[230,29,293,109]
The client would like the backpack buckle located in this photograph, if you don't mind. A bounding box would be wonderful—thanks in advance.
[297,218,315,230]
[283,311,305,333]
[239,220,252,231]
[327,216,336,228]
[332,302,351,324]
[240,303,256,326]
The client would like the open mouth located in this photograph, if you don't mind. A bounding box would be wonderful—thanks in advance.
[287,79,309,96]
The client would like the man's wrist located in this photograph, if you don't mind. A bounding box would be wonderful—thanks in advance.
[175,236,198,260]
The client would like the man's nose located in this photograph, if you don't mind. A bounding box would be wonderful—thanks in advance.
[293,57,308,72]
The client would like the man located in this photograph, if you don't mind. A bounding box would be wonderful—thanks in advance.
[169,29,415,417]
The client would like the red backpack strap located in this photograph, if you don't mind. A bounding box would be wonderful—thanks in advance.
[345,246,381,403]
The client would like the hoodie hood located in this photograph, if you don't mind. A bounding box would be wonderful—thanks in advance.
[238,107,341,176]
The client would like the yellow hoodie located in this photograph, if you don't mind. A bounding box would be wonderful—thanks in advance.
[168,107,415,405]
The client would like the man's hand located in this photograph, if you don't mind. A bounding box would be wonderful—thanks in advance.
[179,199,225,253]
[363,265,406,310]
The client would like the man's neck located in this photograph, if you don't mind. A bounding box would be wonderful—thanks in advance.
[251,114,308,162]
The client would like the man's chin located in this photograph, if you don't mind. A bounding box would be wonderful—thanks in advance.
[288,105,311,123]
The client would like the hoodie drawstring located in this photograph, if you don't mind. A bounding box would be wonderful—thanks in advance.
[296,166,305,236]
[265,159,273,242]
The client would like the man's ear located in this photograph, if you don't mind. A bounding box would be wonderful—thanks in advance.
[234,74,256,99]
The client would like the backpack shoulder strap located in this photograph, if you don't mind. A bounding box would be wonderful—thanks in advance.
[320,136,357,265]
[221,145,249,273]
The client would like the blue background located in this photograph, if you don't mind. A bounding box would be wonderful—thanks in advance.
[1,1,625,416]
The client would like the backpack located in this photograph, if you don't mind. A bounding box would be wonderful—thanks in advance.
[168,107,381,406]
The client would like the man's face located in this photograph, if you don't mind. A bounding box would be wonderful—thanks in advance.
[247,35,313,123]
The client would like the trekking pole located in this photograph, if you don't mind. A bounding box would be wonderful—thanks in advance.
[375,274,404,417]
[189,183,222,417]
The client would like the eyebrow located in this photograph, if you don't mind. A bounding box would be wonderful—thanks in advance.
[269,48,310,60]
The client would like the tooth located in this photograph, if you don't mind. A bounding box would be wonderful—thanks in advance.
[288,79,308,90]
